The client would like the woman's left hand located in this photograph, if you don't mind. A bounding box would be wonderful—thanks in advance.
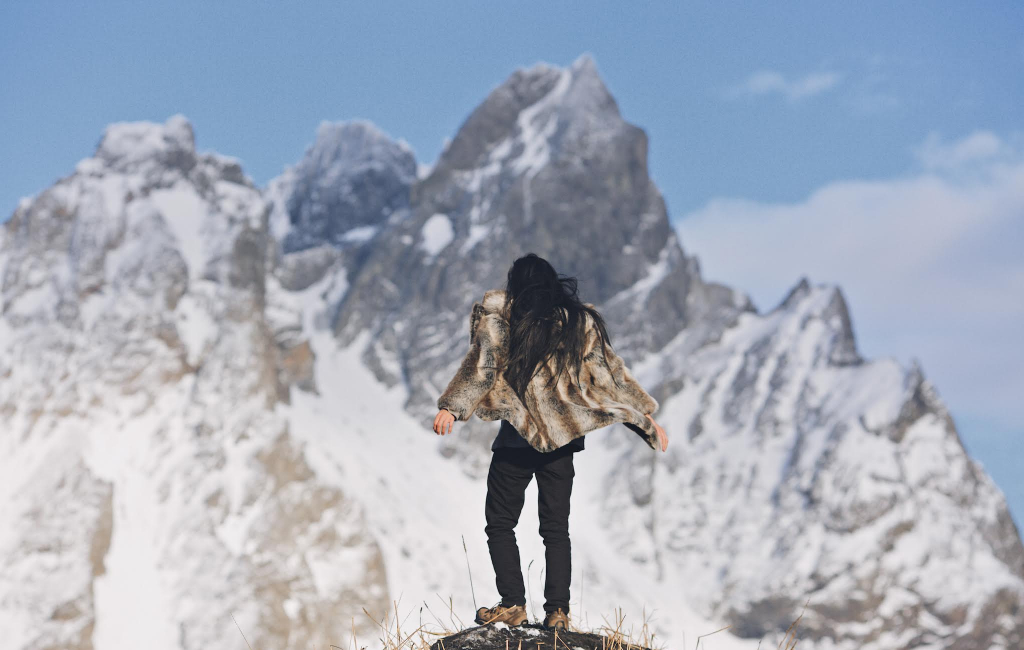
[646,413,669,452]
[434,408,456,435]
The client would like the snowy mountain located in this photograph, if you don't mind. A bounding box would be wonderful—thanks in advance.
[1,52,1021,650]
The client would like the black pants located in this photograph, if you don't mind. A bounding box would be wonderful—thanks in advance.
[484,445,577,614]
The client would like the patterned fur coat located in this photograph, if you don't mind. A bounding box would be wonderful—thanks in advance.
[437,289,660,452]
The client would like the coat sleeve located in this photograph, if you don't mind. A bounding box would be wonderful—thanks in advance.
[601,342,660,416]
[437,302,502,421]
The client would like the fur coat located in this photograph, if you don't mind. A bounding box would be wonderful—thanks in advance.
[437,289,660,452]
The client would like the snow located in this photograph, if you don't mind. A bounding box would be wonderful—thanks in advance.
[471,62,587,186]
[149,181,210,278]
[3,282,57,321]
[75,157,106,176]
[95,114,194,172]
[88,405,179,650]
[304,119,417,186]
[460,223,491,254]
[510,69,571,178]
[2,91,1022,650]
[593,280,1024,648]
[342,224,380,242]
[420,213,454,258]
[274,325,756,650]
[264,167,297,241]
[605,240,674,307]
[173,288,219,367]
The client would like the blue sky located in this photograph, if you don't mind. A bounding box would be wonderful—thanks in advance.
[2,2,1022,522]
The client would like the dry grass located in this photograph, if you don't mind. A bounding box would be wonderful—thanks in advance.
[591,605,664,650]
[337,594,463,650]
[309,594,670,650]
[327,595,806,650]
[230,594,807,650]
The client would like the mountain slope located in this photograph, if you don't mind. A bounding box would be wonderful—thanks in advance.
[266,52,1024,649]
[0,116,390,650]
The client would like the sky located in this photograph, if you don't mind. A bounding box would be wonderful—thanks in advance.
[1,2,1022,522]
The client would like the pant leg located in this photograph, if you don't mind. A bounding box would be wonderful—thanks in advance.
[484,449,535,607]
[535,448,576,613]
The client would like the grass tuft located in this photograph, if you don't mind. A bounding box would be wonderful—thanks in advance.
[229,593,807,650]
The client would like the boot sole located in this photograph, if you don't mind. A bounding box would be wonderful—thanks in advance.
[475,614,528,626]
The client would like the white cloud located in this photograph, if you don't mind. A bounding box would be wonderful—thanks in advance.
[913,129,1023,170]
[674,129,1024,431]
[725,69,842,102]
[726,57,906,116]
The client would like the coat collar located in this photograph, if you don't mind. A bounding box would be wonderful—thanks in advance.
[481,288,507,316]
[468,289,508,342]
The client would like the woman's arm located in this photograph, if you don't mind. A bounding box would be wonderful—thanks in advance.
[437,303,502,421]
[601,342,660,416]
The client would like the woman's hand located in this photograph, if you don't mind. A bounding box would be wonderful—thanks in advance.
[434,408,456,436]
[646,413,668,452]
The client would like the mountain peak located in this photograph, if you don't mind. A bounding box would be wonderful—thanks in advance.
[428,52,624,178]
[94,113,197,174]
[775,275,812,311]
[821,284,863,365]
[309,119,415,170]
[765,278,863,364]
[271,118,418,254]
[570,51,598,76]
[563,52,618,116]
[516,52,619,119]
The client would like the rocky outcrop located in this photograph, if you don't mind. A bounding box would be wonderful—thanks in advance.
[429,623,654,650]
[272,120,417,255]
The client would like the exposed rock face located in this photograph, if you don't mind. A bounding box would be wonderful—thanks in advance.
[272,120,418,255]
[1,54,1022,650]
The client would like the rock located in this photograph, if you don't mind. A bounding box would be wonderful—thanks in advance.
[429,623,654,650]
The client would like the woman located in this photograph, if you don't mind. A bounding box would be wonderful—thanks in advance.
[432,253,669,631]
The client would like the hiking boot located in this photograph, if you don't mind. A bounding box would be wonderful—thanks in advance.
[475,602,528,626]
[543,608,569,631]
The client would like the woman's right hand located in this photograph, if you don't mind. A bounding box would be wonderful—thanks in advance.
[434,408,456,436]
[646,413,668,452]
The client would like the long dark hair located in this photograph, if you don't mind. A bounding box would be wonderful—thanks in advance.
[500,253,615,406]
